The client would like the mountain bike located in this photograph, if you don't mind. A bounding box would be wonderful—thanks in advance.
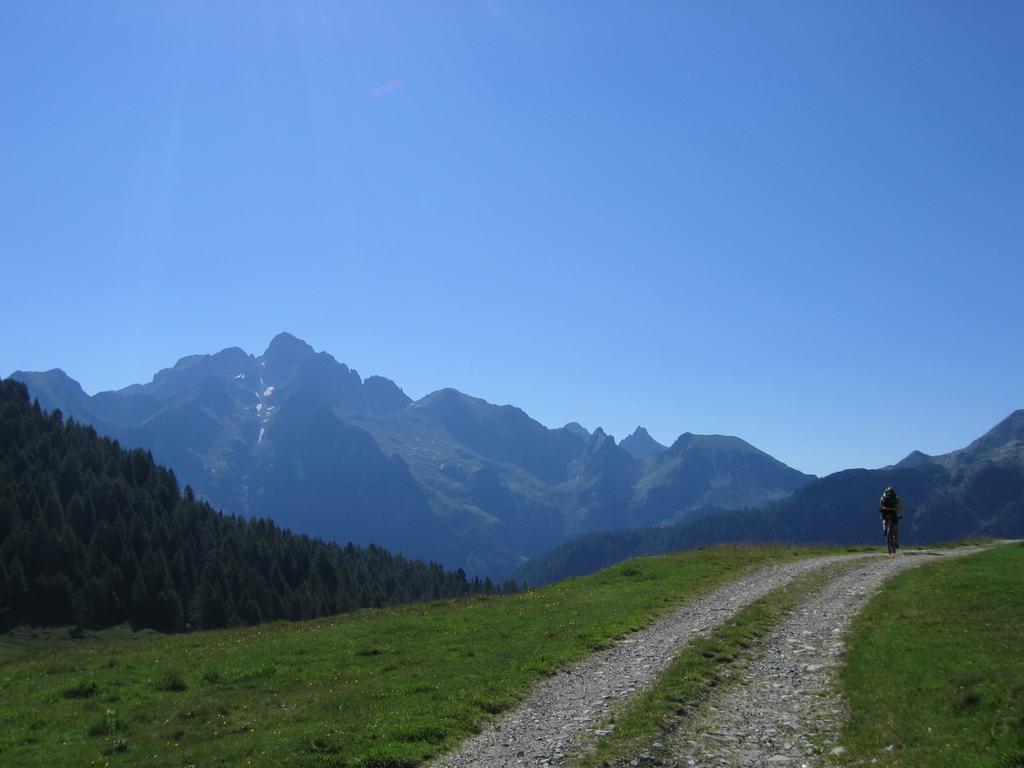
[883,515,899,554]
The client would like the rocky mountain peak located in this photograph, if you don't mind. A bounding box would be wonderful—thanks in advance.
[895,449,933,468]
[937,409,1024,468]
[581,427,620,462]
[146,346,254,398]
[6,368,90,416]
[363,375,412,415]
[563,421,591,439]
[263,332,316,364]
[897,409,1024,470]
[620,424,668,460]
[979,409,1024,445]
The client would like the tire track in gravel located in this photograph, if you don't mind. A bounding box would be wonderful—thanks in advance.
[662,548,986,768]
[430,552,881,768]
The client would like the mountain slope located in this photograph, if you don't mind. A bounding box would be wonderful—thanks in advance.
[513,415,1024,585]
[0,378,498,632]
[564,428,642,533]
[563,421,592,440]
[629,432,815,525]
[7,368,98,424]
[897,409,1024,470]
[10,333,813,575]
[620,426,667,459]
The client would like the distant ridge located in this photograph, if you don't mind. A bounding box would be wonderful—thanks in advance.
[896,410,1024,470]
[629,432,814,525]
[620,426,668,460]
[10,333,813,576]
[514,410,1024,585]
[563,421,592,439]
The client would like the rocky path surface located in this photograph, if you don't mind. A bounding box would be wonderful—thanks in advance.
[430,552,879,768]
[663,548,983,768]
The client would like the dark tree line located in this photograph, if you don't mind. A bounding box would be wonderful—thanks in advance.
[0,379,507,633]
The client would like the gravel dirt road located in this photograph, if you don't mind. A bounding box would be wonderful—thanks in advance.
[430,552,880,768]
[662,549,985,767]
[431,547,987,768]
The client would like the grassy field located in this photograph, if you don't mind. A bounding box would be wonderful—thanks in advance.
[571,559,864,767]
[0,545,833,768]
[839,542,1024,767]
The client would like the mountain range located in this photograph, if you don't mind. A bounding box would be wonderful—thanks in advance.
[10,333,814,575]
[512,410,1024,585]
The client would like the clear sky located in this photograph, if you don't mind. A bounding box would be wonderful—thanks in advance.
[2,2,1021,477]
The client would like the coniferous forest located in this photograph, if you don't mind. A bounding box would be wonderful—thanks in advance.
[0,379,504,633]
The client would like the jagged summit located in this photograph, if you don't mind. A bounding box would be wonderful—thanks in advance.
[580,427,625,463]
[148,346,253,396]
[620,425,668,460]
[563,421,591,439]
[9,336,827,576]
[896,449,933,468]
[263,332,316,363]
[363,375,412,415]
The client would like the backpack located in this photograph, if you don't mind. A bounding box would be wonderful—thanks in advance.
[880,492,899,514]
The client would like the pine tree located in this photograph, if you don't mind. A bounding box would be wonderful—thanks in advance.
[0,377,502,633]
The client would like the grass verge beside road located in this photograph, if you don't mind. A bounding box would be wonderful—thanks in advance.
[839,542,1024,767]
[0,544,828,768]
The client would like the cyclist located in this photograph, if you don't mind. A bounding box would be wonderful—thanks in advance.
[879,486,903,551]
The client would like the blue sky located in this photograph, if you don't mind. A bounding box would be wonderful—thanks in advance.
[2,2,1021,477]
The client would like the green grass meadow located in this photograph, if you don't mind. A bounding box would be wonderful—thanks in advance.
[839,542,1024,767]
[0,545,825,768]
